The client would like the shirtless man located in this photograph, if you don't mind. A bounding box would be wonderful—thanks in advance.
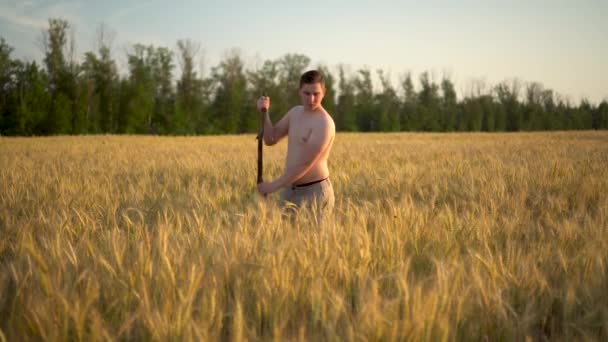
[256,70,336,215]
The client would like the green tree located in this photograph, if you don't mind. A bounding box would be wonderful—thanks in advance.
[538,89,556,130]
[317,65,336,119]
[495,79,522,131]
[400,72,418,131]
[0,37,11,114]
[480,95,496,131]
[13,61,50,134]
[278,53,310,108]
[335,66,356,131]
[175,39,205,134]
[493,99,507,131]
[375,69,400,131]
[211,49,248,134]
[125,44,156,133]
[248,59,285,130]
[440,76,457,131]
[593,100,608,129]
[81,26,119,133]
[151,47,175,134]
[523,82,545,130]
[42,19,73,134]
[418,72,440,131]
[0,37,17,133]
[575,99,594,130]
[116,78,131,133]
[460,97,482,131]
[353,68,374,131]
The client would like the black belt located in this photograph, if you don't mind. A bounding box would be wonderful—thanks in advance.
[292,177,328,189]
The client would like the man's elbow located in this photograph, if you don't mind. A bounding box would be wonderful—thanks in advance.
[264,135,276,146]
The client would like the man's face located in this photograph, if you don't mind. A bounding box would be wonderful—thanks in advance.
[299,82,325,111]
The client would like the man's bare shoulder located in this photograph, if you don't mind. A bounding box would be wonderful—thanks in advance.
[288,105,305,115]
[319,108,335,132]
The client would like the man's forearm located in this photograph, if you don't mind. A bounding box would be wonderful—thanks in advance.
[273,161,313,189]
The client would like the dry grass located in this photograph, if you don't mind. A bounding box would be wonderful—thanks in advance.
[1,131,607,341]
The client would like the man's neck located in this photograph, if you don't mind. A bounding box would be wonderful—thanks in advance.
[303,105,324,114]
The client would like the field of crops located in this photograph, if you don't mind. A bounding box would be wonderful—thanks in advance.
[1,131,607,340]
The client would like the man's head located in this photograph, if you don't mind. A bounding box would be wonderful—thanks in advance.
[299,70,326,111]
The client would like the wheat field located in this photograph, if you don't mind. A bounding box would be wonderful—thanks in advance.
[1,131,607,341]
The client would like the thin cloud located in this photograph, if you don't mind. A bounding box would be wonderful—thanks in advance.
[108,3,149,21]
[42,1,85,28]
[0,0,85,31]
[0,3,47,30]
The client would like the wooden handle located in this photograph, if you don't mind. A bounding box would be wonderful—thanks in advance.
[257,111,264,185]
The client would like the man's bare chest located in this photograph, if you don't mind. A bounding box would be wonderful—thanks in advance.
[289,117,315,144]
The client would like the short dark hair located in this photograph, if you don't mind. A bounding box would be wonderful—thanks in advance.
[299,70,325,89]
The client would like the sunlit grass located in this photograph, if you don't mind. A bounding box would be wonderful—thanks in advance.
[1,131,607,340]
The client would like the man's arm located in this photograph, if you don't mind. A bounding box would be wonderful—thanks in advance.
[273,121,333,188]
[263,109,290,146]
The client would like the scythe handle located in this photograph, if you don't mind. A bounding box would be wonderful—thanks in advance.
[257,107,266,185]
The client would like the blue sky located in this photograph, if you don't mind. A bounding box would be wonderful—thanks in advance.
[1,0,607,103]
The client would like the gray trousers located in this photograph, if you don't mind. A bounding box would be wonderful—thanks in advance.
[281,178,335,218]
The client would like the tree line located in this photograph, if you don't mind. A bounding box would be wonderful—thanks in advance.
[1,19,607,136]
